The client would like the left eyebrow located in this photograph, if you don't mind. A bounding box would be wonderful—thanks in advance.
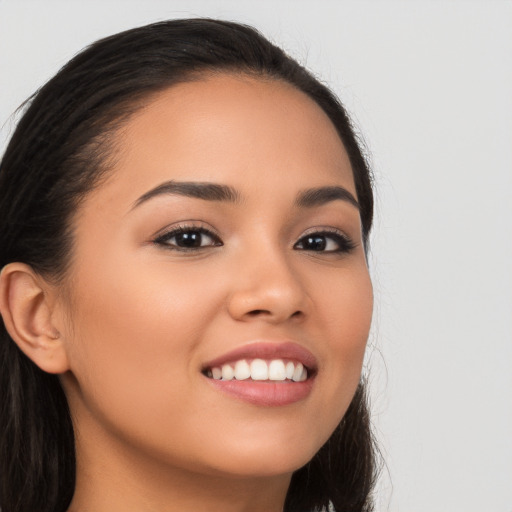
[295,186,360,210]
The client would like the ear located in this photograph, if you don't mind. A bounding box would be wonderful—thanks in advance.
[0,262,70,374]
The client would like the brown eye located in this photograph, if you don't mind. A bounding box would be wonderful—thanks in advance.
[154,227,222,251]
[294,231,355,253]
[173,231,208,248]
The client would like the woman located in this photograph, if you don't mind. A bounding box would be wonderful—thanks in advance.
[0,18,378,512]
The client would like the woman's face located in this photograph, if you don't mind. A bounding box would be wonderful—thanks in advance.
[57,74,373,478]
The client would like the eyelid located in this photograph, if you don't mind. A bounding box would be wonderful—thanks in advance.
[299,225,348,237]
[151,220,220,240]
[298,226,353,242]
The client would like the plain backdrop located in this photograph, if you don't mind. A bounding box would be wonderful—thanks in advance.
[1,1,511,511]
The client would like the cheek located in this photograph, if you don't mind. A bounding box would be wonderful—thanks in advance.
[330,271,373,359]
[312,264,373,407]
[63,258,223,429]
[315,260,373,345]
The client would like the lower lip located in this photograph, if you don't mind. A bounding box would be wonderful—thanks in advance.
[205,377,315,407]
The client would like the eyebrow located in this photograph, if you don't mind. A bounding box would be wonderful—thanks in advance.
[132,181,241,209]
[131,180,359,211]
[295,186,360,210]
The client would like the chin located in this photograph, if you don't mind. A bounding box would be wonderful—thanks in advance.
[195,435,320,479]
[207,456,310,480]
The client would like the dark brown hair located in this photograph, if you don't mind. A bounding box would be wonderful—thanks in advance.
[0,18,378,512]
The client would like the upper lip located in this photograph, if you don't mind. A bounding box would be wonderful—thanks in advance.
[201,341,318,371]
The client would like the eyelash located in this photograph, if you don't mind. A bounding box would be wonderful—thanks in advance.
[153,224,356,254]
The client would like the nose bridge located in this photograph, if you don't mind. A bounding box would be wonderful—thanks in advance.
[227,234,309,322]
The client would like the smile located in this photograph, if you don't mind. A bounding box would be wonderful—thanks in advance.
[201,342,317,406]
[204,358,308,382]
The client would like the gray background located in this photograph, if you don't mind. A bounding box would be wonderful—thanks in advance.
[1,1,511,511]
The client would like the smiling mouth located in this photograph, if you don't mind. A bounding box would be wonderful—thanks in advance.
[200,341,317,405]
[202,358,313,382]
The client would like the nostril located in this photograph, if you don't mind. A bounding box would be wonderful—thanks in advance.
[245,309,304,320]
[247,309,270,316]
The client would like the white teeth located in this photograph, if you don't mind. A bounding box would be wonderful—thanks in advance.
[221,364,234,380]
[292,362,304,382]
[250,359,269,380]
[234,360,251,380]
[285,361,295,379]
[268,360,286,381]
[208,359,309,382]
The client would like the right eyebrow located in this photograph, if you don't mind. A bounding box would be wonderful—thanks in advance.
[131,180,241,210]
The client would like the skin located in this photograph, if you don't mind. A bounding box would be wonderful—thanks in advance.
[2,74,373,512]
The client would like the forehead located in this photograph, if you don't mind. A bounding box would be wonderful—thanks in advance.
[89,74,356,208]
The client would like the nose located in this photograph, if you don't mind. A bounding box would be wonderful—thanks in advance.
[226,247,310,324]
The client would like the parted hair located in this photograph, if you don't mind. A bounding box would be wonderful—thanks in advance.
[0,18,378,512]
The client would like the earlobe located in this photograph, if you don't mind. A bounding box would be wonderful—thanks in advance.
[0,262,70,374]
